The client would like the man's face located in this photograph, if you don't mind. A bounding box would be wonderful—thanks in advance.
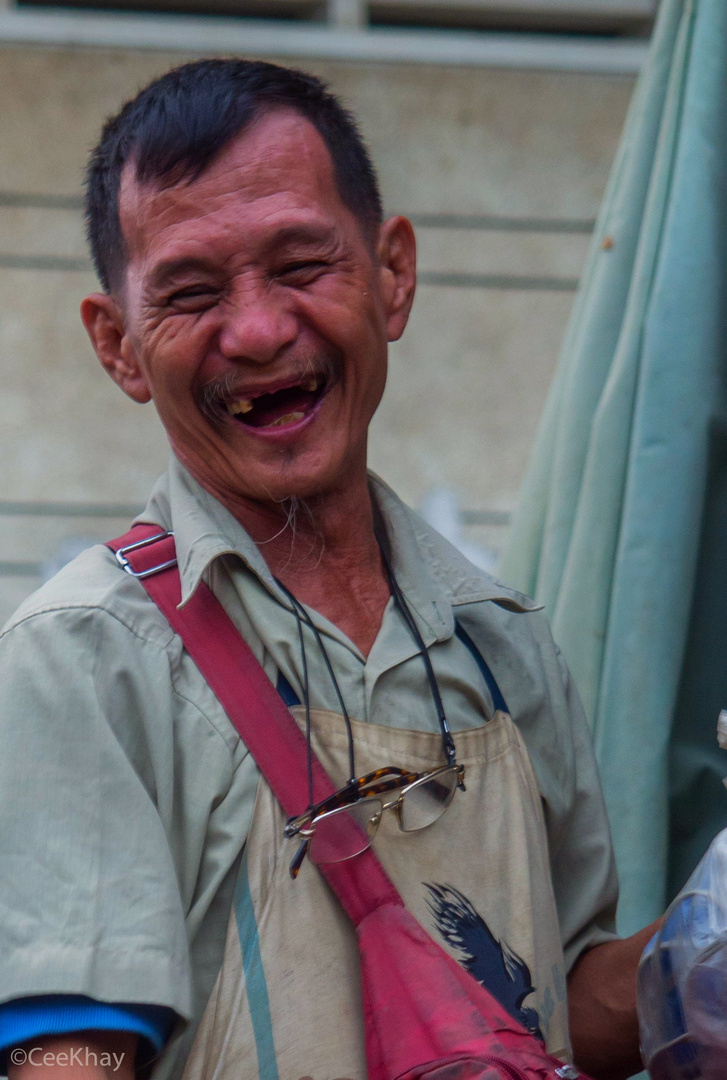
[85,109,415,510]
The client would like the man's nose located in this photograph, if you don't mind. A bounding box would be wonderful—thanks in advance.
[218,284,298,364]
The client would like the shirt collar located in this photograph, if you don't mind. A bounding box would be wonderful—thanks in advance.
[136,457,538,620]
[369,474,538,644]
[136,456,282,607]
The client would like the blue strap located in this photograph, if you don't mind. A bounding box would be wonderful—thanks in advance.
[276,670,300,707]
[454,620,509,715]
[278,634,507,716]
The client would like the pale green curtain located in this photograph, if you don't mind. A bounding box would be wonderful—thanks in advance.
[501,0,727,935]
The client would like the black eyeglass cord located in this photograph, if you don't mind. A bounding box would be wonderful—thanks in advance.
[275,518,457,809]
[275,578,356,806]
[374,530,457,768]
[284,583,315,808]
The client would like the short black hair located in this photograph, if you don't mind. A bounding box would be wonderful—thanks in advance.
[85,58,383,293]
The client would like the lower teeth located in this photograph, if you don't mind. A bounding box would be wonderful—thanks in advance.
[268,411,305,428]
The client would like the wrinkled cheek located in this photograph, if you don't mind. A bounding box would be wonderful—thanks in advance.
[138,316,210,378]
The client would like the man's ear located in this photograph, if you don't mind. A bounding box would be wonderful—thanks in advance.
[80,292,152,404]
[376,216,416,343]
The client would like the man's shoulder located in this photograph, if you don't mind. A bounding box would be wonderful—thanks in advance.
[409,511,537,612]
[1,541,175,650]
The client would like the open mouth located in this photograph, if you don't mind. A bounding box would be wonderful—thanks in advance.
[226,375,327,430]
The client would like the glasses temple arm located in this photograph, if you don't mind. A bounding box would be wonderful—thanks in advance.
[289,838,309,880]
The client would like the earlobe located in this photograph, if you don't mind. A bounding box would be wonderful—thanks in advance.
[377,216,417,343]
[80,292,152,404]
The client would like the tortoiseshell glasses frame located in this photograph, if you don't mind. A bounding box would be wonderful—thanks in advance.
[284,763,466,880]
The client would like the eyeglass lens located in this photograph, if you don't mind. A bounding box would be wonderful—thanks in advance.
[399,768,460,832]
[308,767,460,865]
[308,798,382,865]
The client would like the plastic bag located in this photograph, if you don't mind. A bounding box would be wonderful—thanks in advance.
[637,827,727,1079]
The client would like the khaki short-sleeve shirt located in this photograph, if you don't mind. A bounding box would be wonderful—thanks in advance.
[0,458,618,1076]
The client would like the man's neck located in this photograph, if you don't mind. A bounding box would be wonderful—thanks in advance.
[225,474,391,658]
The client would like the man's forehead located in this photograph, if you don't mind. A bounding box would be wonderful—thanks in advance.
[118,109,345,248]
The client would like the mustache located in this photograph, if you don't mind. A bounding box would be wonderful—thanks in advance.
[197,352,340,422]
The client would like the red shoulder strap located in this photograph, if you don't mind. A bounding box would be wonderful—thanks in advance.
[107,525,402,925]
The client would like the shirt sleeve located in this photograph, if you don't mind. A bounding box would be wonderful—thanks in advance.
[0,995,174,1072]
[0,603,193,1019]
[543,643,620,971]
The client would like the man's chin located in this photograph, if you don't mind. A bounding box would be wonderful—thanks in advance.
[199,460,346,513]
[238,467,342,508]
[232,440,359,503]
[173,434,364,516]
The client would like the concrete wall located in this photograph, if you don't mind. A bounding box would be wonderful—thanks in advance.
[0,45,634,621]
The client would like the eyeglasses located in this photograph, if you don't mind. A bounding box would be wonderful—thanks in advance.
[284,763,465,880]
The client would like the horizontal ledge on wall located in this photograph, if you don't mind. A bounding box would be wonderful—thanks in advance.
[0,501,511,522]
[0,191,84,210]
[0,196,598,235]
[0,500,143,517]
[0,255,580,289]
[0,253,92,271]
[418,270,579,290]
[460,508,511,525]
[0,9,648,71]
[0,561,43,577]
[407,213,595,232]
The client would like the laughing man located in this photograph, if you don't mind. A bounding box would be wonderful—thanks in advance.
[0,59,656,1080]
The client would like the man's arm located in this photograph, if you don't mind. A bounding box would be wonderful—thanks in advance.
[8,1033,137,1080]
[0,601,192,1045]
[568,920,660,1080]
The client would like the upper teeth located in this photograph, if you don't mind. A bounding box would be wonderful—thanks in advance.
[227,378,318,417]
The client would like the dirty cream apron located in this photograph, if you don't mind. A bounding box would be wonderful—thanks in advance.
[183,706,571,1080]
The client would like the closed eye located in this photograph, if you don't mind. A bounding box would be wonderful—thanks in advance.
[275,260,330,284]
[166,285,220,311]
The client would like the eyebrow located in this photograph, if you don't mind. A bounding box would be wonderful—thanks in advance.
[146,220,341,291]
[263,223,339,251]
[147,256,218,292]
